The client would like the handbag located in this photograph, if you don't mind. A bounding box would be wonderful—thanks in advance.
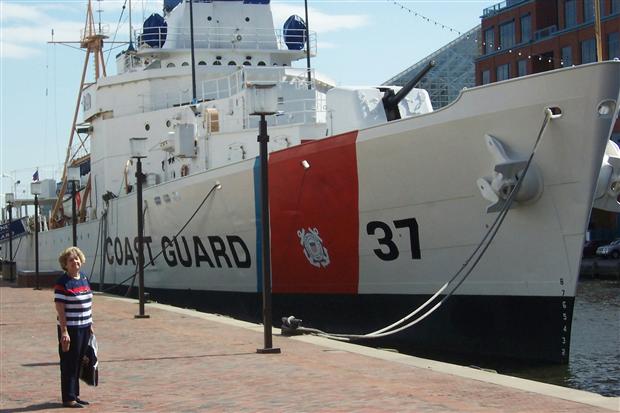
[79,333,99,386]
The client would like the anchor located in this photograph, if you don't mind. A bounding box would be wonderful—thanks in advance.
[476,134,543,213]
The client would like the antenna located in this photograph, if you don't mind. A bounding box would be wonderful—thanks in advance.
[96,0,103,33]
[128,0,134,50]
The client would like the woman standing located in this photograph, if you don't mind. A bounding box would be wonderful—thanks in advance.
[54,247,93,408]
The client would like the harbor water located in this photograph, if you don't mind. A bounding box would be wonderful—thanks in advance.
[438,279,620,397]
[507,278,620,397]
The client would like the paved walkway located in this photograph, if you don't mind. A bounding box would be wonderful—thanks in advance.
[1,281,618,412]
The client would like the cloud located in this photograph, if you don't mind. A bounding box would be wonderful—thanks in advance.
[271,3,369,33]
[0,2,96,60]
[0,42,40,59]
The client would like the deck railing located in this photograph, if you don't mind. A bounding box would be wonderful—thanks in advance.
[134,26,317,54]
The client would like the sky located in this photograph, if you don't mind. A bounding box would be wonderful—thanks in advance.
[0,0,496,201]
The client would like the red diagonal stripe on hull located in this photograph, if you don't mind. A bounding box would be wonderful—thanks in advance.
[269,131,359,294]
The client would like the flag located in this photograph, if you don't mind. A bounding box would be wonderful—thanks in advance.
[32,170,39,182]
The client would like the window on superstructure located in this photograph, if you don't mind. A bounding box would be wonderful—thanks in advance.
[182,62,189,66]
[520,14,531,43]
[517,59,527,77]
[167,63,176,68]
[484,28,494,54]
[499,21,515,49]
[198,61,206,66]
[496,63,510,81]
[243,61,251,66]
[228,61,237,66]
[561,46,573,66]
[609,32,620,60]
[213,61,222,65]
[481,70,490,84]
[581,38,597,63]
[258,61,266,66]
[565,0,577,28]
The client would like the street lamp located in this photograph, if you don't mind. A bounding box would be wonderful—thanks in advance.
[248,82,281,355]
[67,166,81,247]
[5,193,15,281]
[130,137,150,319]
[31,182,42,290]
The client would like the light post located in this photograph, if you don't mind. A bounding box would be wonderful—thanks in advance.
[67,166,81,247]
[31,182,42,290]
[248,82,281,354]
[5,193,14,281]
[130,137,150,319]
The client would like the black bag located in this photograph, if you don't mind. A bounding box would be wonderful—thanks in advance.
[79,333,99,386]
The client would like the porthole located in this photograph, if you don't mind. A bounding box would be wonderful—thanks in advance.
[198,61,207,66]
[181,62,189,67]
[166,120,171,127]
[167,62,176,68]
[208,16,212,21]
[145,123,150,131]
[245,17,250,22]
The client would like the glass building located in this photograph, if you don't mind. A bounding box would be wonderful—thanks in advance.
[383,26,480,110]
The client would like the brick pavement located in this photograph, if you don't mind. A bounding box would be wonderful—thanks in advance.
[1,281,618,412]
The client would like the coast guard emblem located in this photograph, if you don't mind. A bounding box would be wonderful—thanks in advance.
[297,228,330,268]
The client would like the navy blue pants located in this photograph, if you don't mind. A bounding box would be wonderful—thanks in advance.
[57,326,91,403]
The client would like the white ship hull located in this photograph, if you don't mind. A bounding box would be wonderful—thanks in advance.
[10,61,620,363]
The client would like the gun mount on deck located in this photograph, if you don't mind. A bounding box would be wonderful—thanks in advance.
[382,60,436,122]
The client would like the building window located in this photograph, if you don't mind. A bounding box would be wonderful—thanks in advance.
[496,63,510,81]
[521,14,531,43]
[499,21,515,49]
[518,59,527,77]
[584,0,595,22]
[581,38,597,63]
[613,0,619,14]
[484,28,495,54]
[565,0,577,28]
[561,46,573,66]
[481,70,491,85]
[609,32,620,60]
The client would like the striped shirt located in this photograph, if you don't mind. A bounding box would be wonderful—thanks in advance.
[54,273,93,328]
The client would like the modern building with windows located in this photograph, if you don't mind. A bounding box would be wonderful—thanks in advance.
[476,0,620,240]
[383,26,480,110]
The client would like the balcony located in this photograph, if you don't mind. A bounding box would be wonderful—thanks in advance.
[534,25,557,41]
[483,0,529,17]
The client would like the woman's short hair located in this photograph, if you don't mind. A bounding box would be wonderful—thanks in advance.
[58,247,86,271]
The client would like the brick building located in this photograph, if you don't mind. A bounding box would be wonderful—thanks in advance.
[476,0,620,240]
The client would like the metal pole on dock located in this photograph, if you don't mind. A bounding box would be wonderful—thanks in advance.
[130,137,149,319]
[71,181,77,247]
[7,197,14,281]
[256,114,280,355]
[34,194,40,290]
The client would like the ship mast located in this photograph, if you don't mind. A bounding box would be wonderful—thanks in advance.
[594,0,603,62]
[49,0,107,228]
